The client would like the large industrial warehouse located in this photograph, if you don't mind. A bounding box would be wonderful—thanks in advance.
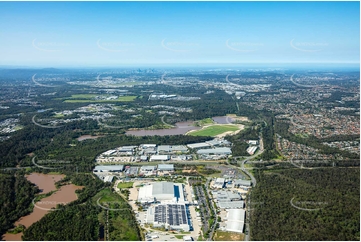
[225,209,245,233]
[146,203,190,231]
[196,147,232,155]
[138,181,191,231]
[93,165,124,173]
[137,181,185,204]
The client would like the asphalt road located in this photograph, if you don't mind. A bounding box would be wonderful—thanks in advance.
[234,135,264,241]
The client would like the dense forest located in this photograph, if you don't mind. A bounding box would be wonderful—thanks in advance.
[1,113,211,170]
[22,202,100,240]
[250,167,360,241]
[0,171,39,236]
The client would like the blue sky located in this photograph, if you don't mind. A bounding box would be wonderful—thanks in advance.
[0,1,359,67]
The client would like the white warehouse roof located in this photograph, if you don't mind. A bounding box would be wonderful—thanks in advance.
[158,164,174,170]
[219,201,244,209]
[187,142,211,149]
[197,147,232,155]
[225,209,245,233]
[226,221,244,233]
[234,179,252,186]
[150,155,170,161]
[152,182,174,196]
[138,182,183,203]
[227,209,245,222]
[140,166,157,171]
[93,165,124,172]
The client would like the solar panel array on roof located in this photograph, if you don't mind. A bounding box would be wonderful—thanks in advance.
[154,205,167,224]
[153,204,188,226]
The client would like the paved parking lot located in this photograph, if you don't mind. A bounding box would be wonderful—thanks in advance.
[137,211,147,226]
[146,232,183,241]
[207,165,246,179]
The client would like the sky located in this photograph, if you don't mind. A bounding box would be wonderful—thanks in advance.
[0,1,359,67]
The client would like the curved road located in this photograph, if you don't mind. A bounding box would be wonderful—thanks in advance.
[237,134,264,188]
[234,135,264,241]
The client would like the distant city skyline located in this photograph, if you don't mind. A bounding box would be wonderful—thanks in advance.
[0,1,359,67]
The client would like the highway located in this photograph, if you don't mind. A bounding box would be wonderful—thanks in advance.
[234,134,264,241]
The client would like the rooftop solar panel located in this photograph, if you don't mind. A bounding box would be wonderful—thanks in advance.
[151,204,188,226]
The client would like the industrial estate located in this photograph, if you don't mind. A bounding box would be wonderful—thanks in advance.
[92,137,254,241]
[1,68,359,241]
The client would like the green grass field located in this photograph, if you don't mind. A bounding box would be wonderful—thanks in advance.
[63,95,137,103]
[14,125,23,131]
[53,113,65,118]
[117,182,134,189]
[93,188,125,204]
[196,118,215,126]
[93,188,141,241]
[47,171,62,175]
[70,94,98,99]
[189,124,240,137]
